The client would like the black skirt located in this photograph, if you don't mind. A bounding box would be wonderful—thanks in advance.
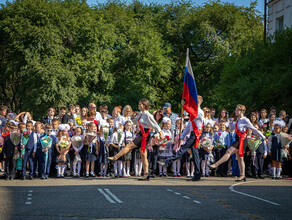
[133,129,151,148]
[231,134,248,152]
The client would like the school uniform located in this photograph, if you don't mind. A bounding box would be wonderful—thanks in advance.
[213,130,230,176]
[85,135,99,161]
[41,134,55,178]
[33,133,45,177]
[110,132,124,161]
[252,141,267,178]
[3,136,20,179]
[22,132,37,179]
[270,133,282,162]
[42,116,54,125]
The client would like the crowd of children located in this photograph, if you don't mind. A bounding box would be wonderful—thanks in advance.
[0,104,291,180]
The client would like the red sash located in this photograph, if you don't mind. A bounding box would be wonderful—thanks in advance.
[235,122,247,158]
[138,116,151,153]
[191,121,204,149]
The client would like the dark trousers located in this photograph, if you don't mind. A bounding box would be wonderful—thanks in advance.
[33,148,43,176]
[216,148,228,176]
[5,157,16,179]
[22,149,34,177]
[165,132,201,179]
[41,149,52,176]
[252,153,264,176]
[148,145,158,174]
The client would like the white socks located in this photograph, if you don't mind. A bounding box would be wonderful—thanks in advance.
[127,166,130,176]
[276,168,281,178]
[114,162,118,175]
[73,162,81,175]
[186,162,190,176]
[61,165,66,176]
[118,161,123,176]
[57,165,61,175]
[272,167,276,178]
[173,160,181,175]
[138,160,143,176]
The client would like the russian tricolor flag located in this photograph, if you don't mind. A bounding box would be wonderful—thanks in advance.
[182,48,199,119]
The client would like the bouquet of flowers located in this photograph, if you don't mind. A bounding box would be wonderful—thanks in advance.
[41,136,53,150]
[102,126,109,143]
[57,138,70,162]
[0,136,3,153]
[117,129,123,144]
[280,133,292,146]
[247,135,262,151]
[264,129,272,138]
[71,135,84,148]
[10,132,21,146]
[158,135,171,151]
[85,133,96,153]
[75,114,82,126]
[22,130,31,146]
[281,149,288,159]
[199,136,213,149]
[214,140,225,149]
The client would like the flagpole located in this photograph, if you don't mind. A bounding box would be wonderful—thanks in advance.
[178,48,189,148]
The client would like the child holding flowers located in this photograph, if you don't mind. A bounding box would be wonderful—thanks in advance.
[199,124,214,177]
[3,125,20,180]
[71,127,84,178]
[84,122,100,178]
[122,121,134,177]
[158,118,173,177]
[268,124,285,179]
[55,124,71,178]
[41,124,55,179]
[213,121,230,177]
[110,124,124,177]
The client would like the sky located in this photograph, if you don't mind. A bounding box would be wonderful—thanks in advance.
[0,0,265,14]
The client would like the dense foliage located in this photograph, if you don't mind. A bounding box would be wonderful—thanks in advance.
[1,0,290,119]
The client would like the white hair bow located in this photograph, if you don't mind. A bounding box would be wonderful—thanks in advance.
[162,117,171,123]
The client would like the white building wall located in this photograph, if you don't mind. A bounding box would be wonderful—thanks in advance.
[267,0,292,36]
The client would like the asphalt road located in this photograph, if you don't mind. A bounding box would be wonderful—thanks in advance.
[0,176,291,220]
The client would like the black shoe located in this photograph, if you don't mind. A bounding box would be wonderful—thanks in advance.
[163,173,168,177]
[138,175,150,181]
[28,176,33,180]
[254,175,259,179]
[151,173,156,178]
[235,176,246,182]
[188,177,200,181]
[258,175,265,179]
[22,176,26,180]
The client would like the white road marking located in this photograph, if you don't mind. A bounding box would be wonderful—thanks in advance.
[25,190,33,205]
[183,196,190,199]
[229,182,280,206]
[174,192,181,195]
[193,200,201,204]
[105,189,123,203]
[98,189,116,204]
[167,189,173,192]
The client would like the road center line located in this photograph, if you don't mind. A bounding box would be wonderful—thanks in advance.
[98,189,116,204]
[167,189,173,192]
[229,182,280,206]
[193,200,201,204]
[183,196,190,199]
[174,192,181,195]
[104,189,123,203]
